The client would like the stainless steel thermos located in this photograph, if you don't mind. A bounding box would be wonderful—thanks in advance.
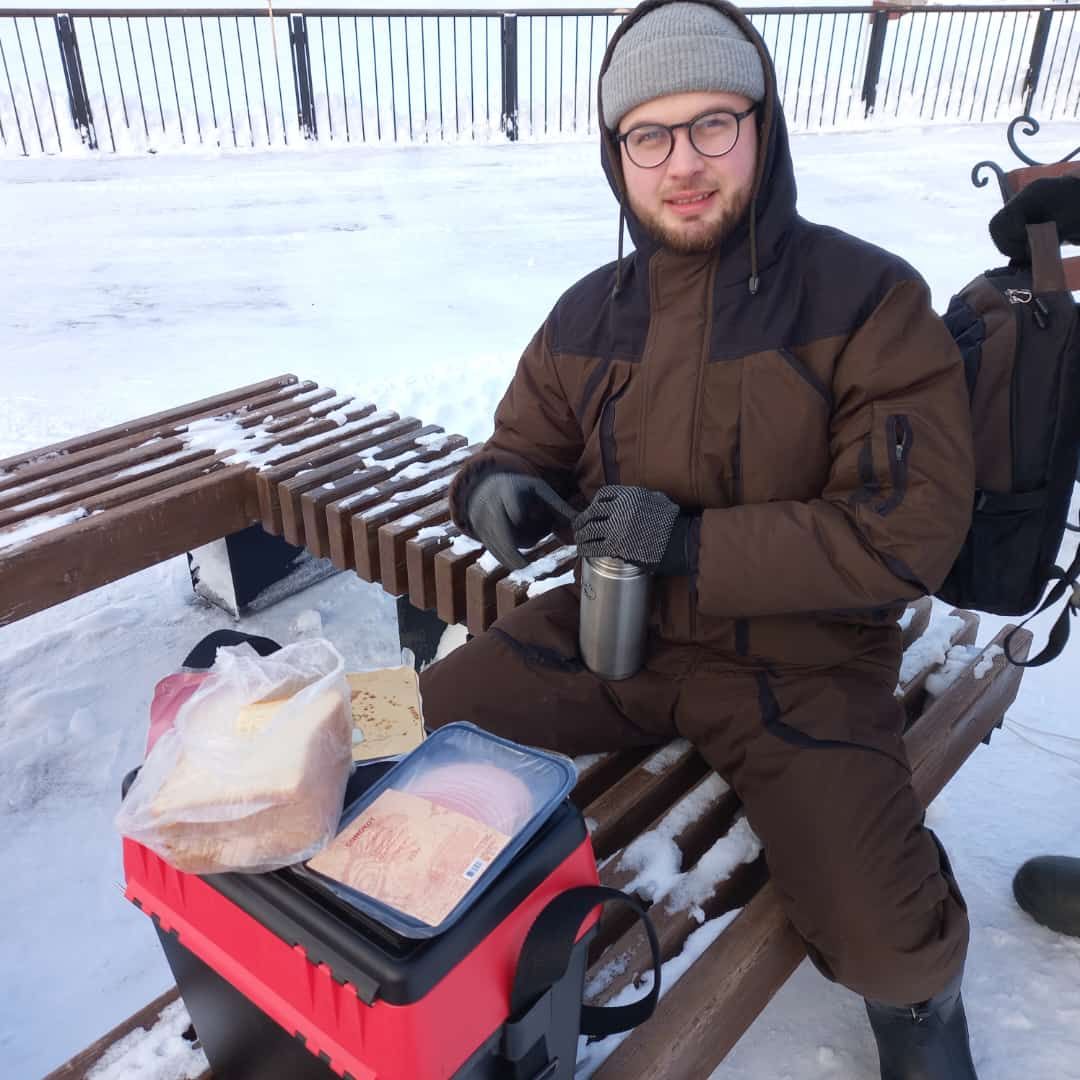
[578,556,651,681]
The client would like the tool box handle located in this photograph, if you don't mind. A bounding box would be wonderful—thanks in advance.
[502,884,662,1077]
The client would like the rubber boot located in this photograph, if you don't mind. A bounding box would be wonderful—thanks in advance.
[1013,856,1080,938]
[864,970,977,1079]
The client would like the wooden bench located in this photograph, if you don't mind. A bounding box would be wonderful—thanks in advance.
[42,595,1032,1080]
[22,126,1067,1065]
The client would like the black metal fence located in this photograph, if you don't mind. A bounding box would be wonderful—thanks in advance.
[1,5,1078,156]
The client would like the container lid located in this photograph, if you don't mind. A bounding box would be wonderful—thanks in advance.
[289,723,577,939]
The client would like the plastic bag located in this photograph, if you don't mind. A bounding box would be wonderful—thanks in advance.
[145,672,209,756]
[116,638,353,875]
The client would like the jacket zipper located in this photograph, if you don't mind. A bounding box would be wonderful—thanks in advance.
[874,414,913,515]
[687,264,718,642]
[732,420,747,655]
[599,385,629,484]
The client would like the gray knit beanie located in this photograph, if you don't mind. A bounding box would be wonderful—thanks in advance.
[601,2,766,131]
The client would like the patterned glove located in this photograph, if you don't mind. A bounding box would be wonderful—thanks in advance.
[573,485,691,575]
[464,472,577,570]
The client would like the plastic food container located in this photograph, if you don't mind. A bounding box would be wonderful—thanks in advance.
[291,722,577,938]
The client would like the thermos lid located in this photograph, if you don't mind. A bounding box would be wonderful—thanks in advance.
[585,556,647,578]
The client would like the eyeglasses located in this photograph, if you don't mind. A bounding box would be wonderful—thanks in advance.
[617,105,758,169]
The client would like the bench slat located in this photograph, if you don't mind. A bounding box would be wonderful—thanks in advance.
[313,432,462,565]
[0,454,240,546]
[435,540,484,626]
[908,625,1028,805]
[461,538,560,637]
[600,776,741,900]
[590,776,740,960]
[570,749,652,811]
[591,627,1032,1080]
[494,549,577,619]
[228,386,339,434]
[596,876,807,1080]
[589,852,768,1009]
[0,435,206,515]
[901,596,933,650]
[584,742,711,863]
[0,375,298,475]
[276,418,427,545]
[290,422,442,555]
[0,447,218,527]
[405,524,459,610]
[0,403,394,537]
[1065,255,1080,293]
[897,608,978,721]
[253,408,392,532]
[1006,160,1080,195]
[465,558,510,637]
[0,381,314,496]
[352,445,475,583]
[254,389,344,430]
[0,465,256,625]
[379,498,452,598]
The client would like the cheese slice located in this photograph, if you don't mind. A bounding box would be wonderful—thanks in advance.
[347,666,426,761]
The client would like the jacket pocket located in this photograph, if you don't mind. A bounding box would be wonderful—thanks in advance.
[732,349,830,503]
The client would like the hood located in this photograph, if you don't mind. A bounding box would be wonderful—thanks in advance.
[597,0,798,292]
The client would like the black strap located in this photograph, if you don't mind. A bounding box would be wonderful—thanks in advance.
[1005,543,1080,667]
[181,629,282,670]
[502,885,662,1077]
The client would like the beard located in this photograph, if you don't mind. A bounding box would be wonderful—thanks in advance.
[632,183,753,255]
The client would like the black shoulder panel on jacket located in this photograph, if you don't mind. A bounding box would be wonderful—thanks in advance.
[549,257,652,364]
[707,218,925,362]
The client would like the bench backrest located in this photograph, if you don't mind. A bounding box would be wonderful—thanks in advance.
[1003,160,1080,292]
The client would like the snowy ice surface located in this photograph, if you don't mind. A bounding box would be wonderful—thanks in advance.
[3,124,1080,1080]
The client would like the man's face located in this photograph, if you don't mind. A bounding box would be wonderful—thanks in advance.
[617,90,759,255]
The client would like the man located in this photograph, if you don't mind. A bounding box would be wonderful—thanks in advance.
[419,1,977,1074]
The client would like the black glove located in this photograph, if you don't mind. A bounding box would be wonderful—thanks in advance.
[464,472,576,570]
[573,485,692,575]
[989,175,1080,260]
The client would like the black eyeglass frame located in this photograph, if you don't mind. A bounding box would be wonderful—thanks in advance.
[616,104,759,169]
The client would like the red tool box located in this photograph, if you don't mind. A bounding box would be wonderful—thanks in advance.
[122,763,603,1080]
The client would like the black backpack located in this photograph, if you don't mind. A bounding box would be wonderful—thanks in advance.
[937,175,1080,666]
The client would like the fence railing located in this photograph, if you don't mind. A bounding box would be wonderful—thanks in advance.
[1,5,1078,156]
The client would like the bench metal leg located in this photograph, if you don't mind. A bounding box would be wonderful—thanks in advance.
[187,524,338,617]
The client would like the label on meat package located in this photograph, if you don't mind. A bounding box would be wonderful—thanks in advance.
[307,788,511,926]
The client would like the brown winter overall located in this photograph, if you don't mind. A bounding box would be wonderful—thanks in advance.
[419,585,969,1006]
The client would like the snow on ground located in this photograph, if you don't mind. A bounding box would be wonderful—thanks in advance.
[2,122,1080,1079]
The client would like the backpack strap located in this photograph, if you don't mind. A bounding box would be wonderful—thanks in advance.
[1028,221,1067,293]
[1005,533,1080,667]
[501,885,662,1079]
